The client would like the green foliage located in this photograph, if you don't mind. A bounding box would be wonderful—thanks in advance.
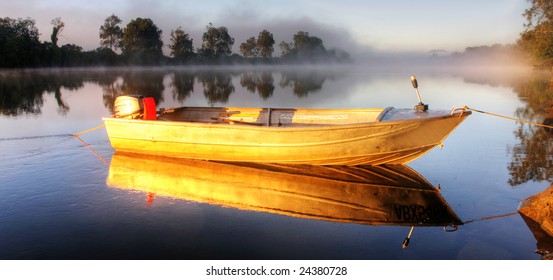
[0,17,39,40]
[199,24,235,58]
[240,37,257,57]
[518,0,553,66]
[169,27,194,60]
[257,30,275,58]
[239,30,275,58]
[99,14,123,51]
[120,18,163,64]
[81,47,120,66]
[0,17,42,67]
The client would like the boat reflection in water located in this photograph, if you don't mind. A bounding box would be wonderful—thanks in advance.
[107,152,462,230]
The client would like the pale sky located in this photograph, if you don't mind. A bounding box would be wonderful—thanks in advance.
[1,0,530,56]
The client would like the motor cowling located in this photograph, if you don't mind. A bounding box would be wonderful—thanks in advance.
[114,95,157,120]
[114,95,143,119]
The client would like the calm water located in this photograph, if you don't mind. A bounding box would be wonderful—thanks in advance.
[0,65,551,260]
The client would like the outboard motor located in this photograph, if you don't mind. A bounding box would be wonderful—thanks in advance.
[114,95,157,120]
[114,95,143,119]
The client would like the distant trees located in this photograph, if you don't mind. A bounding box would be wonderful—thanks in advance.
[0,17,42,67]
[240,37,257,57]
[120,17,163,64]
[99,14,123,51]
[240,30,275,58]
[1,16,100,67]
[198,24,235,58]
[0,17,40,43]
[169,27,194,60]
[293,31,326,58]
[257,30,275,58]
[279,31,349,62]
[0,14,352,68]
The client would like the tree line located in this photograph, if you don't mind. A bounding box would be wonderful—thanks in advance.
[0,14,352,68]
[517,0,553,67]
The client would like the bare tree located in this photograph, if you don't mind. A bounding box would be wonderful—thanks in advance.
[50,17,64,47]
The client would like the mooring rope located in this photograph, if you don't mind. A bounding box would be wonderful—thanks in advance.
[0,124,105,141]
[73,134,109,165]
[0,124,108,164]
[465,106,553,129]
[0,134,72,141]
[71,123,109,165]
[462,212,518,225]
[73,124,105,136]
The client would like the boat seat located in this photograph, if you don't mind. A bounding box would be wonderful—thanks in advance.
[143,97,157,120]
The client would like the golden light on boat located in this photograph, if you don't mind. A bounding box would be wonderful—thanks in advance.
[104,97,470,165]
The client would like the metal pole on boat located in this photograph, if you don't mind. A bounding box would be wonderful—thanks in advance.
[402,226,415,249]
[410,75,428,111]
[410,76,422,103]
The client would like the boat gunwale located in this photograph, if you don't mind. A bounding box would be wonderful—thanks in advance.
[103,109,470,133]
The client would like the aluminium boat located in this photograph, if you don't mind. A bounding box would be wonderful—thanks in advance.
[103,76,471,165]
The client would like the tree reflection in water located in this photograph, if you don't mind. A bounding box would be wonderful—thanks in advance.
[171,71,195,103]
[509,70,553,186]
[0,68,337,116]
[197,71,235,105]
[99,73,121,114]
[240,72,275,100]
[0,71,45,115]
[119,71,165,104]
[279,70,329,98]
[0,70,86,116]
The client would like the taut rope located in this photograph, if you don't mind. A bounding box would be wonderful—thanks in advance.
[73,124,105,136]
[464,106,553,129]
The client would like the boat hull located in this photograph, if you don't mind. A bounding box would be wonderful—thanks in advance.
[103,108,470,165]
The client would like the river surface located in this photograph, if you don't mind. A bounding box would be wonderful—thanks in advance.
[0,65,551,260]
